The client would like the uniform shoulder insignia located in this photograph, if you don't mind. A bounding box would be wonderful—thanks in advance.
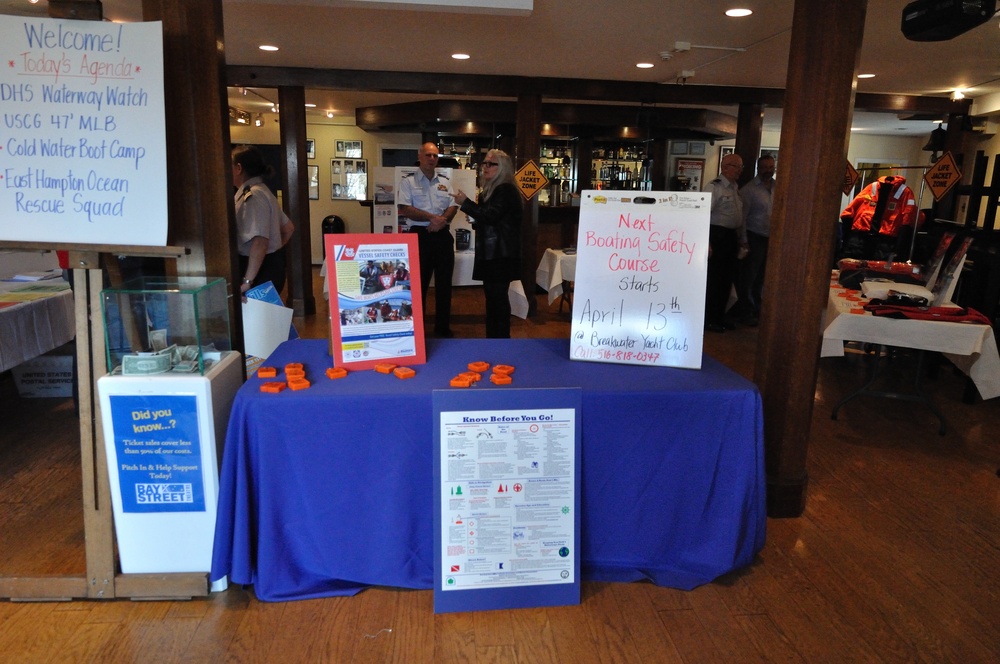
[437,173,451,181]
[709,177,722,184]
[401,173,414,179]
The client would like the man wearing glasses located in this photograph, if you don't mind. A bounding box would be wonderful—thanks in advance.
[398,142,459,337]
[703,153,748,333]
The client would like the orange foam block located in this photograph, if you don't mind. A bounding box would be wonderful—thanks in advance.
[284,362,304,371]
[489,373,512,385]
[492,364,515,375]
[393,366,416,380]
[288,378,311,391]
[260,381,287,393]
[450,376,472,388]
[326,367,348,380]
[374,363,397,374]
[459,371,481,382]
[285,369,306,380]
[467,361,490,373]
[257,366,277,378]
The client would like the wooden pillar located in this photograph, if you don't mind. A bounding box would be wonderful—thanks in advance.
[142,0,241,348]
[278,86,316,317]
[734,103,764,186]
[516,94,542,318]
[754,0,868,517]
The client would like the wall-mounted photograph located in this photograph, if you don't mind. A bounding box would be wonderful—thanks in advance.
[332,158,368,200]
[335,140,363,159]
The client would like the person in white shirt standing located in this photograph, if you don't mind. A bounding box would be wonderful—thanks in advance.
[734,153,776,327]
[232,145,295,302]
[703,153,748,333]
[397,142,459,337]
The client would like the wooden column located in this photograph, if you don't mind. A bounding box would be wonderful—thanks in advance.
[278,86,316,317]
[142,0,241,348]
[754,0,868,517]
[516,94,542,318]
[734,103,764,186]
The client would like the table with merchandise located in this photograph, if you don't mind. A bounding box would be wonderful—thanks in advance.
[211,337,765,601]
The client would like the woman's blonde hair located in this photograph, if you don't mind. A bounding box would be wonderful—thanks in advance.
[481,149,515,199]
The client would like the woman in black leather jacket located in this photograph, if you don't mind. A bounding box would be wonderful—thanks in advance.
[454,149,522,338]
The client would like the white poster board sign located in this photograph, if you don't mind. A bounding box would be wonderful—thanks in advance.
[570,191,710,369]
[0,16,167,246]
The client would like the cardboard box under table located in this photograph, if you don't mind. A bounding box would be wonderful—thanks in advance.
[210,337,766,601]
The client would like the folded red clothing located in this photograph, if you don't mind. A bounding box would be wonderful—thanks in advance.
[862,302,992,325]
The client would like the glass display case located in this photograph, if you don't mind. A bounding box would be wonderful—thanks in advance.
[101,277,231,375]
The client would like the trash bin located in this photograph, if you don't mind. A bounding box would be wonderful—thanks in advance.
[321,215,345,257]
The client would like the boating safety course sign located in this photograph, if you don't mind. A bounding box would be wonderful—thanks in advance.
[571,191,710,370]
[433,388,582,614]
[0,15,167,246]
[325,233,426,370]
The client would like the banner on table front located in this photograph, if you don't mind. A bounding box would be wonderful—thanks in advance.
[570,191,710,370]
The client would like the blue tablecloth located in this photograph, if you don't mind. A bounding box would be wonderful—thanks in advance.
[211,338,765,601]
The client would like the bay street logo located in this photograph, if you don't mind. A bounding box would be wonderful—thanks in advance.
[136,483,194,504]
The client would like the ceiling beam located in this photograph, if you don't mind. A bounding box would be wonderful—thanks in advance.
[227,65,972,116]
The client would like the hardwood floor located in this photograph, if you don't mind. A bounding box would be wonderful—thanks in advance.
[1,269,998,663]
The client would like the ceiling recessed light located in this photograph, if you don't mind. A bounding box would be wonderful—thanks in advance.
[951,89,966,100]
[259,45,279,52]
[305,103,316,108]
[857,73,875,79]
[452,53,471,60]
[725,8,753,18]
[636,62,654,69]
[327,111,335,119]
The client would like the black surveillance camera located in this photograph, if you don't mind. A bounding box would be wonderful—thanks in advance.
[902,0,997,41]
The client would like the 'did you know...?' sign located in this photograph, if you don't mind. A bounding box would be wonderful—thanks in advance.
[0,15,167,246]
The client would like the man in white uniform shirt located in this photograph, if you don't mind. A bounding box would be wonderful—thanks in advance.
[703,153,748,332]
[397,142,459,337]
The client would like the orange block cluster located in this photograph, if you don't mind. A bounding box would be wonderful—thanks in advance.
[449,361,516,388]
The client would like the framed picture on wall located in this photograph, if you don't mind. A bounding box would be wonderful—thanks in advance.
[332,158,368,200]
[689,142,705,156]
[306,139,316,160]
[336,139,362,159]
[308,165,319,200]
[671,141,689,155]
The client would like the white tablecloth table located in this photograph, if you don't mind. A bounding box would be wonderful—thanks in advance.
[535,248,577,306]
[0,280,75,373]
[822,280,1000,401]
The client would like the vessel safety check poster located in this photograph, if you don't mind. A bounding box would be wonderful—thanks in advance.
[0,16,167,246]
[433,388,581,614]
[571,191,710,369]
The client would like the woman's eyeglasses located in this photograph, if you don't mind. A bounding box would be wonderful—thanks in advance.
[482,161,499,168]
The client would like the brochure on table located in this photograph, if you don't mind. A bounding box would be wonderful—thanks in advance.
[433,388,582,614]
[325,233,426,370]
[0,15,167,246]
[571,191,710,369]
